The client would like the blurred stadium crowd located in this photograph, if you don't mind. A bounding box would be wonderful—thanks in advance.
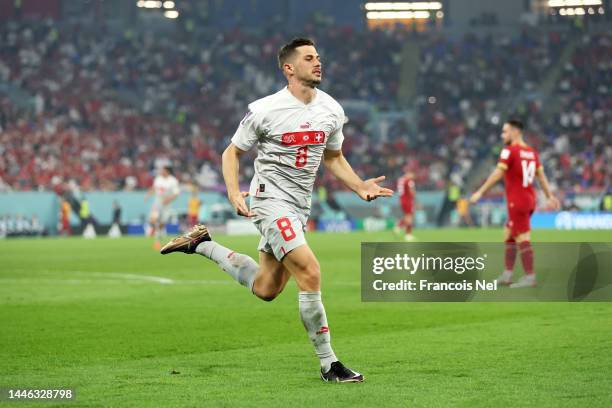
[0,19,610,195]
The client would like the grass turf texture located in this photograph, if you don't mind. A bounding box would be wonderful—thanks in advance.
[1,229,611,407]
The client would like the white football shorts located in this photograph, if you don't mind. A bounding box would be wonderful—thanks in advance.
[250,197,308,261]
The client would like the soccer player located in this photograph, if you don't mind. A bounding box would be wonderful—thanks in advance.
[59,199,72,236]
[456,197,473,227]
[161,38,393,382]
[470,119,559,288]
[396,168,416,241]
[187,191,201,227]
[146,165,180,250]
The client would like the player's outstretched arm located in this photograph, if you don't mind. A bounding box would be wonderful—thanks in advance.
[536,167,560,210]
[470,167,505,204]
[323,149,393,201]
[222,143,255,217]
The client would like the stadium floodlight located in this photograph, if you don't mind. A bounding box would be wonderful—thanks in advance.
[548,0,602,7]
[366,10,431,19]
[163,1,175,8]
[408,2,442,10]
[164,10,179,18]
[140,0,162,8]
[364,2,442,11]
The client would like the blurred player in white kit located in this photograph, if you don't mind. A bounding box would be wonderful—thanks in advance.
[147,165,179,250]
[160,38,393,382]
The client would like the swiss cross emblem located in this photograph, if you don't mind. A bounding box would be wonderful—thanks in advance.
[315,133,323,142]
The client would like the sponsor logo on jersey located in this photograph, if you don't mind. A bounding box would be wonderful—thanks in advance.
[300,122,311,129]
[281,131,326,145]
[316,326,329,335]
[500,149,510,160]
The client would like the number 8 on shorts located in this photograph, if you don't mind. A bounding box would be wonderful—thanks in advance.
[276,217,296,241]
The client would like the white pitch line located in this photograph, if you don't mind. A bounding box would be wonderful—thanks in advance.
[16,270,177,285]
[2,271,237,286]
[88,272,175,285]
[174,279,232,285]
[0,277,234,286]
[0,278,104,285]
[65,272,241,285]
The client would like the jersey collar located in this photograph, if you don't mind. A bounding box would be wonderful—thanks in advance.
[283,86,319,106]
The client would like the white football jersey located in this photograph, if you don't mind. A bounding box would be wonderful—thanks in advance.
[231,87,345,212]
[153,174,180,206]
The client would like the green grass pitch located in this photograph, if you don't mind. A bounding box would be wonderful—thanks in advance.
[1,229,611,407]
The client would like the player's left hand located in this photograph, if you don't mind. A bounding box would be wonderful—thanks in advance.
[547,195,561,211]
[358,176,394,202]
[469,192,482,204]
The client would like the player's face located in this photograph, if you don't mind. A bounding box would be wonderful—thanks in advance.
[291,45,322,87]
[160,168,169,177]
[501,123,513,145]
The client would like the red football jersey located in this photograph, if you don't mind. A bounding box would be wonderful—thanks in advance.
[397,176,415,203]
[497,143,541,210]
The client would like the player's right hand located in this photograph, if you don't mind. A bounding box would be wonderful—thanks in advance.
[229,191,256,217]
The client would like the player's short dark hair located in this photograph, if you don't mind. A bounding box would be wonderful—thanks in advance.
[506,118,524,131]
[278,37,315,69]
[163,165,173,174]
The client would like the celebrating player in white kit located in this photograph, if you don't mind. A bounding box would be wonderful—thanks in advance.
[147,165,180,249]
[161,38,393,382]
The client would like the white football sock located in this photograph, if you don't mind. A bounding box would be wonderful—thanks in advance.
[195,241,257,290]
[299,291,337,372]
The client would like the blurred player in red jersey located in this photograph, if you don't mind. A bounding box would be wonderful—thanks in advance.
[59,199,72,236]
[396,167,416,241]
[470,119,560,288]
[187,191,201,227]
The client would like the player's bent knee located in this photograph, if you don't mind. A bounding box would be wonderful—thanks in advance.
[252,278,284,302]
[254,282,286,301]
[255,291,279,302]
